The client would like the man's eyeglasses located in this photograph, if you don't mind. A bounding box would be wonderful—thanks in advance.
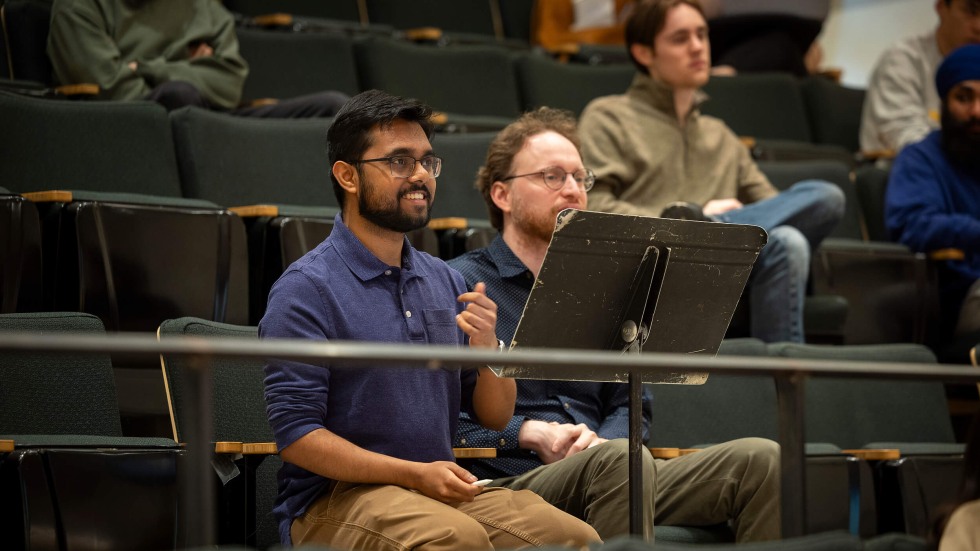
[501,167,595,191]
[351,155,443,178]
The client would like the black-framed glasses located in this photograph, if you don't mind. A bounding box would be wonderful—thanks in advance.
[351,155,443,178]
[501,166,595,191]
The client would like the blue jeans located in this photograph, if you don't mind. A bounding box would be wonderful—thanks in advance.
[715,180,845,342]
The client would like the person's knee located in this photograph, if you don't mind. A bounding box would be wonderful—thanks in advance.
[763,226,810,272]
[730,437,780,470]
[441,518,493,550]
[792,180,845,223]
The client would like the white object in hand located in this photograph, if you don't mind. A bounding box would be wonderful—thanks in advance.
[472,479,493,487]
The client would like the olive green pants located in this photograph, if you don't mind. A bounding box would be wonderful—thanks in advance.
[492,437,781,542]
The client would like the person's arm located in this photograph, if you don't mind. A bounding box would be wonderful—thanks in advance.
[263,272,482,503]
[47,1,150,99]
[886,147,980,254]
[580,102,661,217]
[860,48,935,153]
[282,428,482,503]
[134,1,247,108]
[457,282,516,431]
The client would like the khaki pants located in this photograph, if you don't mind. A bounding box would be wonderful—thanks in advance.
[493,437,780,542]
[291,482,600,550]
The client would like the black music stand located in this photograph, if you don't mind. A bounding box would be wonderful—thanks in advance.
[493,209,767,537]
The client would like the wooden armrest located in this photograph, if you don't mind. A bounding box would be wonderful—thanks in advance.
[243,442,278,455]
[22,190,73,203]
[738,136,757,149]
[403,27,443,41]
[842,448,900,461]
[971,346,978,368]
[453,447,496,459]
[252,12,293,27]
[545,43,581,62]
[229,204,280,218]
[240,98,280,108]
[54,83,100,97]
[430,112,449,126]
[429,217,469,231]
[860,149,896,162]
[678,448,702,456]
[0,439,14,452]
[214,441,279,455]
[214,441,244,454]
[816,68,843,83]
[649,447,680,459]
[930,248,966,261]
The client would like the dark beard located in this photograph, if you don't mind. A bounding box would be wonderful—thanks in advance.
[358,181,431,234]
[941,108,980,171]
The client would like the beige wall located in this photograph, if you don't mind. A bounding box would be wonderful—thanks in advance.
[819,0,938,88]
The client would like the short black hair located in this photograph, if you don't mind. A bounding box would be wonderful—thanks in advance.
[326,90,434,207]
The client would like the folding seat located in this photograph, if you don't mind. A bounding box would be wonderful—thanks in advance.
[498,0,533,43]
[236,26,360,101]
[515,52,635,115]
[159,317,280,549]
[1,0,98,96]
[158,316,498,549]
[768,342,966,538]
[647,338,878,537]
[169,106,439,324]
[0,312,181,550]
[800,76,866,154]
[700,73,853,165]
[355,36,522,131]
[0,90,249,436]
[429,131,498,259]
[363,0,524,47]
[0,187,42,313]
[758,159,934,346]
[224,0,363,22]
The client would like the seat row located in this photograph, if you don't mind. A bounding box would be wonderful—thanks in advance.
[0,0,866,159]
[1,311,972,548]
[0,87,950,355]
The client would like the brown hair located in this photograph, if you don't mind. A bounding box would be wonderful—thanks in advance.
[476,107,580,231]
[625,0,706,73]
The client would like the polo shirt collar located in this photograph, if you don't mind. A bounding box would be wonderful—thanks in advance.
[330,212,427,281]
[488,234,531,280]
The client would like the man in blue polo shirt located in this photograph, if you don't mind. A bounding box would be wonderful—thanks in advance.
[260,90,600,549]
[449,107,780,542]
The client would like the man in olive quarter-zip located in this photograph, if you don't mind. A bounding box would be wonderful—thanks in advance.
[579,0,844,344]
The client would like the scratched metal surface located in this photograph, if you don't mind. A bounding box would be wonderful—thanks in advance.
[500,209,768,384]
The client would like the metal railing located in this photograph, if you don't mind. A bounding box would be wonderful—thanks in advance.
[1,330,978,546]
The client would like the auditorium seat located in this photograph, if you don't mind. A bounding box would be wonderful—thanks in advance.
[0,187,42,314]
[224,0,363,22]
[159,317,280,549]
[0,90,250,436]
[429,131,498,258]
[0,312,180,550]
[236,26,360,101]
[647,338,878,536]
[516,52,634,115]
[701,73,853,165]
[769,342,965,538]
[354,36,521,131]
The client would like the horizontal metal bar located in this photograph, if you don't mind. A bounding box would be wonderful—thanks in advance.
[0,331,977,383]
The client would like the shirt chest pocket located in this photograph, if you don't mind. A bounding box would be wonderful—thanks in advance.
[422,308,460,345]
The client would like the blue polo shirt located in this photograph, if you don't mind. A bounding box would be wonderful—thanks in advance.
[448,235,651,480]
[260,213,477,546]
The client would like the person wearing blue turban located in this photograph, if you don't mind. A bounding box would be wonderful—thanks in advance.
[886,43,980,351]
